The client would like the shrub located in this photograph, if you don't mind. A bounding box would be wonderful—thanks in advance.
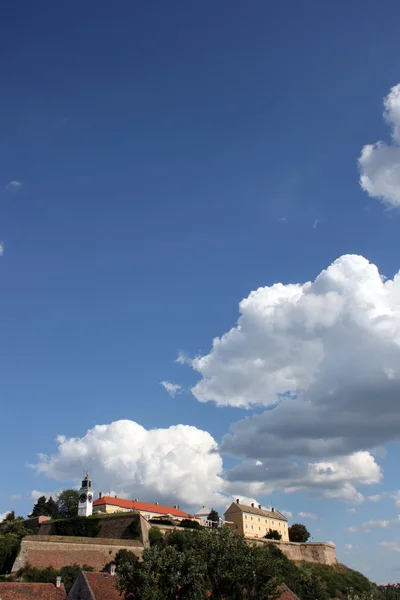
[148,518,173,526]
[148,527,164,547]
[179,519,202,530]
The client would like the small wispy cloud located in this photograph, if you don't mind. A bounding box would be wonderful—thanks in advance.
[0,242,4,257]
[6,180,23,190]
[278,217,287,223]
[347,507,357,513]
[160,381,183,397]
[362,519,391,530]
[379,541,400,553]
[10,494,21,501]
[176,351,190,365]
[298,511,318,520]
[281,510,293,519]
[346,526,358,533]
[313,218,320,229]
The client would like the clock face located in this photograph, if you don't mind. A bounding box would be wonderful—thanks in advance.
[79,493,87,503]
[87,493,93,503]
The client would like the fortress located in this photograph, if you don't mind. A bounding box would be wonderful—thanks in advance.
[12,473,338,572]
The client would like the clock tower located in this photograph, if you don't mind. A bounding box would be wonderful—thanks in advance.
[78,472,94,517]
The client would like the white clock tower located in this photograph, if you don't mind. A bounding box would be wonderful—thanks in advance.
[78,472,94,517]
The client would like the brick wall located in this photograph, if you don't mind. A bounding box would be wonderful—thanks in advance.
[12,536,144,573]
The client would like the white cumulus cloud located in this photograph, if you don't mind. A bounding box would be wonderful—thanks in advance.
[359,84,400,207]
[182,254,397,501]
[0,242,4,257]
[34,420,225,509]
[160,381,183,397]
[0,511,10,522]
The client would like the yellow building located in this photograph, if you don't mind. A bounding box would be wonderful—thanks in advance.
[224,500,289,541]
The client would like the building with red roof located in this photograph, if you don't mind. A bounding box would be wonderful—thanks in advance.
[0,582,66,600]
[93,494,191,520]
[67,571,120,600]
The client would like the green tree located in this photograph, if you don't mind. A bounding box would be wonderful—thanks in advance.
[4,511,15,521]
[207,509,220,528]
[45,497,59,519]
[117,527,282,600]
[265,529,282,540]
[31,496,48,517]
[57,489,79,518]
[288,523,310,543]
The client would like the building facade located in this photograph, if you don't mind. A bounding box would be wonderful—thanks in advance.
[224,500,289,541]
[93,495,191,521]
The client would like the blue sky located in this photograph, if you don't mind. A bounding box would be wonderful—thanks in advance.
[2,0,400,583]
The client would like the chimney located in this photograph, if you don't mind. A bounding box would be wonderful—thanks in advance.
[99,492,103,499]
[56,577,62,588]
[115,495,117,498]
[251,503,254,508]
[236,498,240,504]
[258,504,262,509]
[271,507,275,512]
[110,563,116,576]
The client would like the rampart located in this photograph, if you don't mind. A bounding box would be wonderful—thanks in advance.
[12,536,144,572]
[250,538,338,566]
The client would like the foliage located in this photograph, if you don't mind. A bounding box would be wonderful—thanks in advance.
[116,526,283,600]
[0,534,21,574]
[265,528,282,540]
[54,516,100,538]
[57,489,79,518]
[129,515,142,539]
[179,518,203,530]
[302,563,381,600]
[0,520,32,538]
[207,509,220,528]
[4,511,15,521]
[148,527,164,547]
[148,518,173,526]
[18,563,94,593]
[31,495,59,519]
[288,523,310,543]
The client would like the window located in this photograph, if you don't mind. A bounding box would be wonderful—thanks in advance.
[259,527,261,531]
[258,517,260,522]
[251,516,253,520]
[246,524,248,528]
[272,521,274,525]
[251,525,253,529]
[245,515,247,519]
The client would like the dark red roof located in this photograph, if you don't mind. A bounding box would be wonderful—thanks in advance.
[0,582,66,600]
[93,495,190,518]
[276,584,301,600]
[83,572,121,600]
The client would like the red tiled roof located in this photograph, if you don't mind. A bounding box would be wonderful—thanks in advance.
[93,496,190,518]
[276,584,301,600]
[83,572,121,600]
[0,582,66,600]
